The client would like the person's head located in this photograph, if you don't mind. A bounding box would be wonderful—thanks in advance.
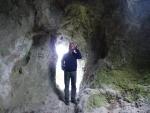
[69,42,76,51]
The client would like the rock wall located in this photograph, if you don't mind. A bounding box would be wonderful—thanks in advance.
[0,0,74,112]
[0,1,34,110]
[0,0,150,113]
[61,0,150,113]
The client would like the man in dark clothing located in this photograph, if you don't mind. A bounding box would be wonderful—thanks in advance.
[61,42,82,105]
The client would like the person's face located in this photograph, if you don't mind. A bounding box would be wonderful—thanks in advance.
[70,43,75,49]
[69,43,76,51]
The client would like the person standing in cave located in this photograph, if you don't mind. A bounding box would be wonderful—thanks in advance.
[61,42,82,105]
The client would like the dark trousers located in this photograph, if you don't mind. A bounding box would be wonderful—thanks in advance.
[64,71,76,102]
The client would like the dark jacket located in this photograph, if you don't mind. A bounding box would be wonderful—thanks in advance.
[61,49,82,72]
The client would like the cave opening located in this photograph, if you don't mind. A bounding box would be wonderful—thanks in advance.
[55,35,85,93]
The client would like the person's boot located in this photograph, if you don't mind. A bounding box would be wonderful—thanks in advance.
[71,99,77,105]
[65,99,69,105]
[65,101,69,105]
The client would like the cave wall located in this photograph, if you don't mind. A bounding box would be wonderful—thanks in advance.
[0,0,65,112]
[71,1,150,112]
[0,0,150,112]
[72,0,150,83]
[104,0,150,69]
[0,0,34,110]
[85,0,150,68]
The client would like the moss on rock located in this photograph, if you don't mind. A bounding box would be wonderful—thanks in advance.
[61,1,103,40]
[62,3,91,38]
[94,68,150,102]
[86,93,107,111]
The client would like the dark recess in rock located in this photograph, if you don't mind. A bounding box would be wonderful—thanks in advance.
[32,34,49,47]
[90,27,108,62]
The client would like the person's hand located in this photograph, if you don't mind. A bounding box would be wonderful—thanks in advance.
[73,49,77,53]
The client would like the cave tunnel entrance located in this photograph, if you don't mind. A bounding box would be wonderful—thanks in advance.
[55,35,85,93]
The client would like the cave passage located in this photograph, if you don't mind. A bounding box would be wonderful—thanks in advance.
[55,36,85,93]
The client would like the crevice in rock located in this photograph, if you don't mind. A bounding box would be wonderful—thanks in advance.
[25,51,31,64]
[90,27,108,63]
[18,67,22,74]
[55,0,73,10]
[12,49,31,73]
[32,34,48,47]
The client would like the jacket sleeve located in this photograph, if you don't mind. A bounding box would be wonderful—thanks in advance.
[73,48,82,59]
[61,55,66,70]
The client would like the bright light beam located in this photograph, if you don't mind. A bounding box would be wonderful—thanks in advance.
[56,43,68,91]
